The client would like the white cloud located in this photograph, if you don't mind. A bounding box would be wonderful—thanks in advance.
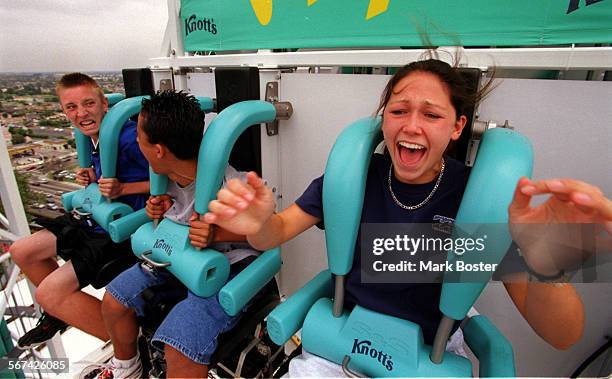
[0,0,168,72]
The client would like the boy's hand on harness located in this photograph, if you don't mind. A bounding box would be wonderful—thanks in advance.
[146,195,172,220]
[98,177,124,199]
[204,171,275,235]
[509,177,612,276]
[76,168,96,186]
[189,213,214,248]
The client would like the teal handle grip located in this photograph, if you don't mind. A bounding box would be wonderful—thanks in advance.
[130,219,231,297]
[108,208,150,243]
[267,270,333,345]
[194,100,277,214]
[61,190,76,211]
[149,167,168,196]
[323,117,382,275]
[106,93,125,108]
[91,201,134,232]
[463,315,516,377]
[148,97,214,197]
[99,96,148,178]
[440,128,533,320]
[74,129,92,169]
[219,248,282,316]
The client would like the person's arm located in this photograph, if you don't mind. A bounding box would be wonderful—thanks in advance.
[502,274,584,350]
[504,177,612,349]
[247,204,320,250]
[204,172,321,250]
[98,178,150,199]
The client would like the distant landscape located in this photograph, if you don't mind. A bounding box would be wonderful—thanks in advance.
[0,72,125,219]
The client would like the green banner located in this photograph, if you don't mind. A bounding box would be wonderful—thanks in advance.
[181,0,612,52]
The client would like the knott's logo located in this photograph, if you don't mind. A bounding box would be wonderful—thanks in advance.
[351,339,394,371]
[185,14,217,36]
[153,239,173,256]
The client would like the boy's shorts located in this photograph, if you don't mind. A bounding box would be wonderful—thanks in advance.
[36,215,137,289]
[107,255,259,365]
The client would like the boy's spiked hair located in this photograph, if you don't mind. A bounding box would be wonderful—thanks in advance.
[140,90,205,160]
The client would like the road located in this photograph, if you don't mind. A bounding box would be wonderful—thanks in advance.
[27,178,83,217]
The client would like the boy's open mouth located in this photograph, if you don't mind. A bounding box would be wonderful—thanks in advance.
[79,120,97,130]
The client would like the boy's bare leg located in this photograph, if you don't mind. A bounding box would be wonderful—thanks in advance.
[10,230,59,286]
[101,292,139,360]
[35,262,109,341]
[165,345,208,378]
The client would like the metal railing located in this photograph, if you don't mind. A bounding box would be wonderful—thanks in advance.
[0,134,67,377]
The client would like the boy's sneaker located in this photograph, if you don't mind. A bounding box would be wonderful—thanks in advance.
[17,313,69,349]
[80,358,143,379]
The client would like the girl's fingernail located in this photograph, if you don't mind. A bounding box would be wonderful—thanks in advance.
[573,192,592,204]
[521,185,536,195]
[548,180,564,191]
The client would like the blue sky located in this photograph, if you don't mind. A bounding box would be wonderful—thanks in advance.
[0,0,167,72]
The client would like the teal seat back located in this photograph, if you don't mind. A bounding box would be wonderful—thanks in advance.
[440,128,533,320]
[194,100,276,214]
[322,117,382,275]
[99,96,148,178]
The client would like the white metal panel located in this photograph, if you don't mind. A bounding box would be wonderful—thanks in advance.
[277,73,389,295]
[149,47,612,70]
[477,79,612,197]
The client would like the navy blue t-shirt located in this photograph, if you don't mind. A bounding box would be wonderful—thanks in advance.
[91,120,149,212]
[296,153,468,344]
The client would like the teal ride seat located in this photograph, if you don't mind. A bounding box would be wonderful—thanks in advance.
[266,117,532,377]
[130,100,282,301]
[61,94,147,233]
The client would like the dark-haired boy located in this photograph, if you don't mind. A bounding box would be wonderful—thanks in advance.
[10,73,149,348]
[82,90,258,378]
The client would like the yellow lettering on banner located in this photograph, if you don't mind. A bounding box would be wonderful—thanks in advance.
[250,0,273,26]
[250,0,389,26]
[366,0,390,20]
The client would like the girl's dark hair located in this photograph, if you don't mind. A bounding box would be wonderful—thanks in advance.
[376,54,495,119]
[140,90,205,160]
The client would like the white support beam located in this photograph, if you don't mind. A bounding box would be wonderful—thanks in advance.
[148,46,612,70]
[161,0,185,58]
[0,131,29,238]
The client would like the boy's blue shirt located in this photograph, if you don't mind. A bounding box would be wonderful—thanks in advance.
[89,119,149,232]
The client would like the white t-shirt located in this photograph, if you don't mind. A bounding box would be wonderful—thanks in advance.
[163,165,256,264]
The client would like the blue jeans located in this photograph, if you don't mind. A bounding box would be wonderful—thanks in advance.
[106,262,246,365]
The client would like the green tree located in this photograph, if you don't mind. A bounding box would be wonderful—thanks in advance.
[11,134,25,144]
[43,95,58,102]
